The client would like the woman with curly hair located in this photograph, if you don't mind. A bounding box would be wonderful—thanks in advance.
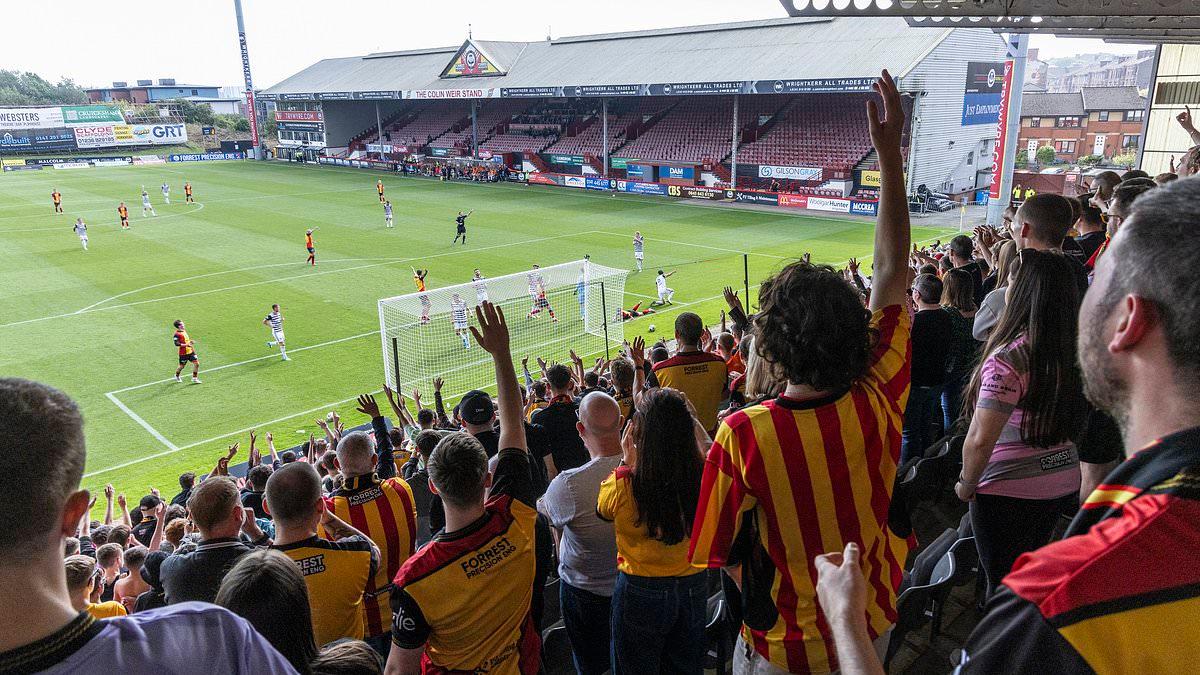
[597,387,708,674]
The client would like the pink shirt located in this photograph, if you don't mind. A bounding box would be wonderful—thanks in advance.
[975,337,1080,500]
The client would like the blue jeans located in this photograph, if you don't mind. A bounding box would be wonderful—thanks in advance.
[901,385,943,466]
[942,371,970,434]
[611,571,707,674]
[561,581,612,675]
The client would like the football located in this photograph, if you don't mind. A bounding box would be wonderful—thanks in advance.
[648,324,656,333]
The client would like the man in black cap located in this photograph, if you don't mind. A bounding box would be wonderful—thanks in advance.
[460,390,550,496]
[459,390,501,457]
[131,494,161,547]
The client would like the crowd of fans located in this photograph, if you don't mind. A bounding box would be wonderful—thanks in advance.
[5,71,1200,675]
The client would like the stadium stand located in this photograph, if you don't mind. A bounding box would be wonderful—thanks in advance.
[430,99,532,151]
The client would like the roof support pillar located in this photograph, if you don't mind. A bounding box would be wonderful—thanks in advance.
[730,94,739,191]
[987,33,1029,227]
[375,101,383,154]
[1137,45,1161,170]
[471,100,478,157]
[602,98,609,178]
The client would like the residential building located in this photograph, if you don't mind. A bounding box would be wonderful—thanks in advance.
[1017,86,1146,163]
[1141,44,1200,175]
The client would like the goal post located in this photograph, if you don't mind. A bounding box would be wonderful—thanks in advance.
[379,260,628,399]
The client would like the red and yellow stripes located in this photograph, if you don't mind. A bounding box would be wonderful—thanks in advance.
[332,478,416,637]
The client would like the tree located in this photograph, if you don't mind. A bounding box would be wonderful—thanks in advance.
[1014,152,1029,169]
[1111,152,1137,168]
[0,70,88,105]
[1035,145,1057,166]
[170,98,216,126]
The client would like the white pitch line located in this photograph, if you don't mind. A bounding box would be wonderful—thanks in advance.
[0,203,205,233]
[1,230,594,330]
[104,392,180,452]
[86,390,376,479]
[0,185,367,222]
[107,329,381,395]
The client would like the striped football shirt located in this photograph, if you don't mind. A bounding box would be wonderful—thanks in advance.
[265,311,282,331]
[451,299,468,325]
[330,475,418,639]
[689,305,912,674]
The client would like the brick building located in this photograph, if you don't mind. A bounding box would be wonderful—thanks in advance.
[1018,86,1147,163]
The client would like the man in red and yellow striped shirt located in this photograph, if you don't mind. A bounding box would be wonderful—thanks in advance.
[329,394,417,654]
[690,70,913,674]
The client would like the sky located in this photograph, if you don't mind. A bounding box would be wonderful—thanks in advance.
[4,0,1153,90]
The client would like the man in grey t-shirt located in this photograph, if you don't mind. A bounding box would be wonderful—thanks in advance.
[537,392,623,675]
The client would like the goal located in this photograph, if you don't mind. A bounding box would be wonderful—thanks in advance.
[379,260,628,400]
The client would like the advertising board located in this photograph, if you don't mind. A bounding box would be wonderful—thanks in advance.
[662,166,695,180]
[275,110,323,122]
[168,152,246,162]
[962,61,1007,126]
[806,197,853,213]
[757,165,823,181]
[734,191,779,206]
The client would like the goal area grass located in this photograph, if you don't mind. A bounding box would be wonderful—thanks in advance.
[0,160,954,506]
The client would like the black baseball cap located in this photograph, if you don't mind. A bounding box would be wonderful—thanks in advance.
[460,390,494,425]
[139,494,162,511]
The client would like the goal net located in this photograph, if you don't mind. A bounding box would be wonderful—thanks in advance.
[379,260,628,400]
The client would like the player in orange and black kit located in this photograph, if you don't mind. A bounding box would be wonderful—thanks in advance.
[377,179,385,203]
[117,202,130,230]
[51,189,63,214]
[173,319,201,383]
[305,228,318,266]
[184,182,194,204]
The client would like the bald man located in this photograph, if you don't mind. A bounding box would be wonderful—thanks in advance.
[536,392,624,675]
[267,463,380,646]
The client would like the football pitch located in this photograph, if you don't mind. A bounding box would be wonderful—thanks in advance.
[0,160,953,503]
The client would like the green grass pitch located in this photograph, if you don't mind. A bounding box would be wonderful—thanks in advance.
[0,160,952,508]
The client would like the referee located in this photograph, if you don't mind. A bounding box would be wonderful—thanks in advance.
[452,210,473,245]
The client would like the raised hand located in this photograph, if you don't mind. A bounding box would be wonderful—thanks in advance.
[355,393,381,418]
[569,349,583,364]
[226,442,240,460]
[469,301,511,355]
[433,376,444,393]
[802,252,812,264]
[867,69,904,154]
[1178,104,1195,132]
[722,286,744,314]
[153,501,166,520]
[848,257,859,275]
[265,432,274,445]
[521,356,529,369]
[117,493,127,509]
[249,429,257,445]
[629,335,646,368]
[104,484,114,501]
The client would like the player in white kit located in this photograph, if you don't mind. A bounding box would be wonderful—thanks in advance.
[161,182,170,204]
[73,218,88,251]
[471,268,489,304]
[141,187,156,216]
[653,269,676,306]
[263,303,290,360]
[451,294,470,350]
[384,200,394,228]
[633,231,645,272]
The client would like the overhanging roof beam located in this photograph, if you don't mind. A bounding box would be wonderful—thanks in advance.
[780,0,1200,18]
